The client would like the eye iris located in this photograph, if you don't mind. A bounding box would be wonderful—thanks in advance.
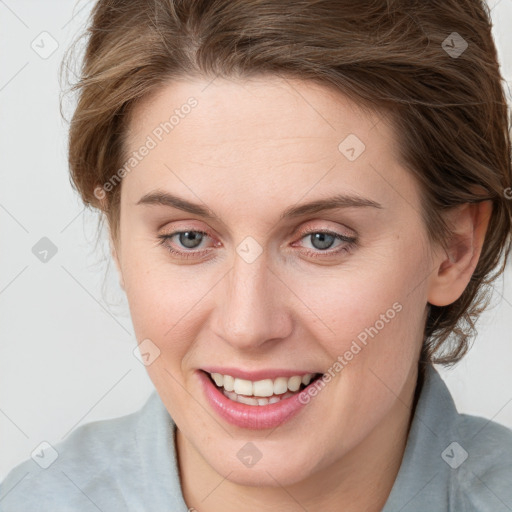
[179,231,203,249]
[173,231,341,252]
[311,232,335,250]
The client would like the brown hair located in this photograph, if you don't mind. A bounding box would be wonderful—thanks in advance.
[62,0,512,367]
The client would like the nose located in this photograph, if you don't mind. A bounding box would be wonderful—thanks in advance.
[212,249,293,351]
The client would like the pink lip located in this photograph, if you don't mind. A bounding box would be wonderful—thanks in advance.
[201,366,321,381]
[197,370,317,430]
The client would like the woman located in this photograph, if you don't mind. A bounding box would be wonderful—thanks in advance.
[1,0,511,510]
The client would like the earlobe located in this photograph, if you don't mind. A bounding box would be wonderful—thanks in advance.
[427,200,492,307]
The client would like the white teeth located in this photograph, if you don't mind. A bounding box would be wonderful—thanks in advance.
[210,372,319,397]
[222,388,295,405]
[253,379,274,397]
[288,376,302,392]
[211,373,223,387]
[236,395,259,406]
[273,377,288,395]
[223,374,235,392]
[233,378,253,396]
[301,374,312,386]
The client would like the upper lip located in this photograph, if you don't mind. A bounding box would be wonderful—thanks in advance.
[201,367,323,381]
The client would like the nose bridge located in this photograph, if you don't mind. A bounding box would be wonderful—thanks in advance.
[215,247,291,349]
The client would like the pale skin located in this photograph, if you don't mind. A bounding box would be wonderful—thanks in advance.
[107,76,492,511]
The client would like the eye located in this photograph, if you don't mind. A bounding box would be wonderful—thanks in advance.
[293,228,357,259]
[156,227,357,260]
[157,230,214,259]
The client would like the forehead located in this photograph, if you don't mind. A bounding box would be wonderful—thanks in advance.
[126,75,383,151]
[121,76,417,217]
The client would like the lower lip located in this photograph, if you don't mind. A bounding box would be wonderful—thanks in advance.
[197,370,318,430]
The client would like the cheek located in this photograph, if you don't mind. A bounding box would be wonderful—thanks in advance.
[122,253,217,360]
[125,275,199,337]
[290,261,416,341]
[288,242,428,373]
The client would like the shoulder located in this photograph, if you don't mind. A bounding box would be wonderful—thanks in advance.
[452,412,512,511]
[426,364,512,509]
[0,392,174,511]
[384,364,512,512]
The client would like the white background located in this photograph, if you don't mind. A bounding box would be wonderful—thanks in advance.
[1,0,511,481]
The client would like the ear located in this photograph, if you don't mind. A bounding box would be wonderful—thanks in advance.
[427,200,492,307]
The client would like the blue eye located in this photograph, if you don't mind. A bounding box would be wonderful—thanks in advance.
[172,231,205,249]
[156,228,357,260]
[157,230,211,259]
[295,229,357,259]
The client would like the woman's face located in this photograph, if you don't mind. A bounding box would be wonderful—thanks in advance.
[113,76,438,488]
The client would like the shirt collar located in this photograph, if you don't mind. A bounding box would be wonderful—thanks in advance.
[382,362,459,510]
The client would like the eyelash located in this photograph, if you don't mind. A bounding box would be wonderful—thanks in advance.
[156,228,357,260]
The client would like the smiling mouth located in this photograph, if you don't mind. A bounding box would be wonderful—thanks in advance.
[204,370,324,406]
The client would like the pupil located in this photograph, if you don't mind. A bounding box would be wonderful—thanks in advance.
[312,233,334,250]
[180,231,202,249]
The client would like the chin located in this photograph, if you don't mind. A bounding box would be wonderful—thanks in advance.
[209,449,317,488]
[227,466,309,488]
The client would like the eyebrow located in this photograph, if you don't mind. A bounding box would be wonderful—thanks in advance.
[136,190,383,220]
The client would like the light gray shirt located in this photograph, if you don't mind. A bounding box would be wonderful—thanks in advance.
[1,364,512,511]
